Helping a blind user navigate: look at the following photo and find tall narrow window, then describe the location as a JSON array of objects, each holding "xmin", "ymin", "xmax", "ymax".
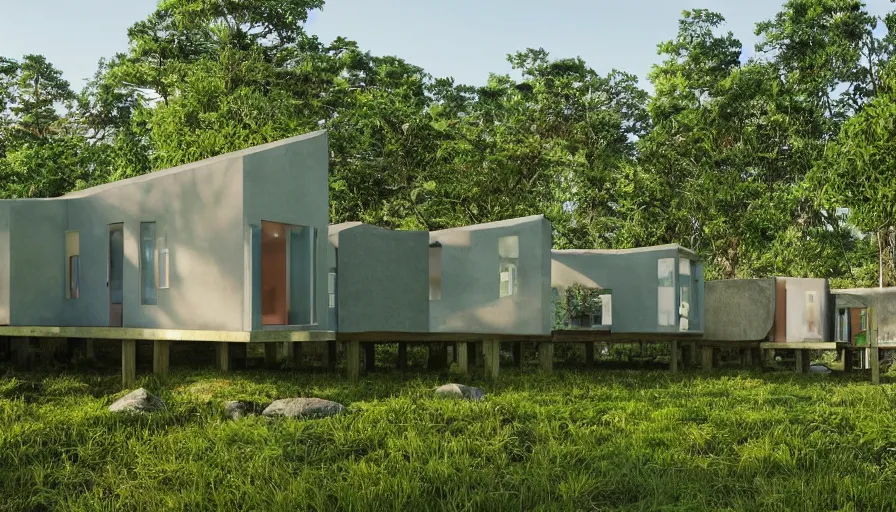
[
  {"xmin": 65, "ymin": 231, "xmax": 80, "ymax": 299},
  {"xmin": 657, "ymin": 258, "xmax": 675, "ymax": 327},
  {"xmin": 156, "ymin": 235, "xmax": 169, "ymax": 289},
  {"xmin": 679, "ymin": 258, "xmax": 691, "ymax": 331},
  {"xmin": 429, "ymin": 244, "xmax": 442, "ymax": 300},
  {"xmin": 499, "ymin": 236, "xmax": 519, "ymax": 298},
  {"xmin": 140, "ymin": 222, "xmax": 157, "ymax": 305},
  {"xmin": 328, "ymin": 269, "xmax": 337, "ymax": 308}
]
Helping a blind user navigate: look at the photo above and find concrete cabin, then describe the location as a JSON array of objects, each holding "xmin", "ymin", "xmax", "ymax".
[
  {"xmin": 833, "ymin": 287, "xmax": 896, "ymax": 346},
  {"xmin": 551, "ymin": 245, "xmax": 704, "ymax": 334},
  {"xmin": 0, "ymin": 131, "xmax": 331, "ymax": 333},
  {"xmin": 704, "ymin": 278, "xmax": 832, "ymax": 342},
  {"xmin": 327, "ymin": 222, "xmax": 429, "ymax": 334},
  {"xmin": 428, "ymin": 215, "xmax": 553, "ymax": 336}
]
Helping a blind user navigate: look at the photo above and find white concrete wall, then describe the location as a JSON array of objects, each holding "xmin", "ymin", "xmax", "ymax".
[{"xmin": 429, "ymin": 216, "xmax": 552, "ymax": 336}]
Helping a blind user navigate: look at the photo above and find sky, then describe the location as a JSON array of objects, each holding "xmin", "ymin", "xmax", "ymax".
[{"xmin": 1, "ymin": 0, "xmax": 893, "ymax": 92}]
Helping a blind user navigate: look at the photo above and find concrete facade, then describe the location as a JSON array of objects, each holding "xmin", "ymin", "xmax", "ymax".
[
  {"xmin": 704, "ymin": 279, "xmax": 776, "ymax": 341},
  {"xmin": 328, "ymin": 223, "xmax": 430, "ymax": 333},
  {"xmin": 0, "ymin": 130, "xmax": 330, "ymax": 331},
  {"xmin": 834, "ymin": 287, "xmax": 896, "ymax": 343},
  {"xmin": 703, "ymin": 277, "xmax": 832, "ymax": 342},
  {"xmin": 551, "ymin": 245, "xmax": 704, "ymax": 334},
  {"xmin": 429, "ymin": 215, "xmax": 553, "ymax": 336}
]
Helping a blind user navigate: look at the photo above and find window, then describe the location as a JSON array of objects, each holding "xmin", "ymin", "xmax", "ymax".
[
  {"xmin": 429, "ymin": 245, "xmax": 442, "ymax": 300},
  {"xmin": 499, "ymin": 236, "xmax": 519, "ymax": 298},
  {"xmin": 157, "ymin": 248, "xmax": 169, "ymax": 289},
  {"xmin": 806, "ymin": 291, "xmax": 818, "ymax": 335},
  {"xmin": 65, "ymin": 231, "xmax": 80, "ymax": 299},
  {"xmin": 328, "ymin": 270, "xmax": 337, "ymax": 308},
  {"xmin": 679, "ymin": 258, "xmax": 691, "ymax": 330},
  {"xmin": 140, "ymin": 222, "xmax": 157, "ymax": 305},
  {"xmin": 657, "ymin": 258, "xmax": 675, "ymax": 327},
  {"xmin": 599, "ymin": 294, "xmax": 613, "ymax": 326}
]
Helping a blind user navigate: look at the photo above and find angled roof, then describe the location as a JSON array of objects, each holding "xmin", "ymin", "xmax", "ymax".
[
  {"xmin": 553, "ymin": 244, "xmax": 698, "ymax": 259},
  {"xmin": 430, "ymin": 214, "xmax": 547, "ymax": 234},
  {"xmin": 64, "ymin": 130, "xmax": 327, "ymax": 199}
]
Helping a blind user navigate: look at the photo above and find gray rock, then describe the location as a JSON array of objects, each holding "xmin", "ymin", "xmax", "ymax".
[
  {"xmin": 262, "ymin": 397, "xmax": 345, "ymax": 419},
  {"xmin": 435, "ymin": 383, "xmax": 486, "ymax": 401},
  {"xmin": 809, "ymin": 364, "xmax": 832, "ymax": 374},
  {"xmin": 108, "ymin": 388, "xmax": 165, "ymax": 413},
  {"xmin": 224, "ymin": 400, "xmax": 265, "ymax": 420}
]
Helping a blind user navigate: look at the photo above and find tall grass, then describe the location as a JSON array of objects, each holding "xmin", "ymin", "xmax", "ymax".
[{"xmin": 2, "ymin": 366, "xmax": 896, "ymax": 511}]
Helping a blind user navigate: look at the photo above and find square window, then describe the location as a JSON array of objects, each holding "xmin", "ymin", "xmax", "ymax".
[{"xmin": 65, "ymin": 231, "xmax": 80, "ymax": 299}]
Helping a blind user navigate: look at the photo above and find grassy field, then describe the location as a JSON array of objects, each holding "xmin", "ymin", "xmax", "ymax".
[{"xmin": 2, "ymin": 365, "xmax": 896, "ymax": 511}]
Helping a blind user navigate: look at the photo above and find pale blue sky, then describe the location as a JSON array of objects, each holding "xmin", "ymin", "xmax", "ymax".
[{"xmin": 1, "ymin": 0, "xmax": 893, "ymax": 92}]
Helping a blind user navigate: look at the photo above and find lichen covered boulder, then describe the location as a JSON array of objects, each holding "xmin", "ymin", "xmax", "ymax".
[
  {"xmin": 435, "ymin": 383, "xmax": 486, "ymax": 401},
  {"xmin": 108, "ymin": 388, "xmax": 166, "ymax": 413},
  {"xmin": 262, "ymin": 398, "xmax": 345, "ymax": 419}
]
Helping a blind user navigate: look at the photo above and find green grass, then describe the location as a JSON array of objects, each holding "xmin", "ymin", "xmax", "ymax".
[{"xmin": 3, "ymin": 366, "xmax": 896, "ymax": 511}]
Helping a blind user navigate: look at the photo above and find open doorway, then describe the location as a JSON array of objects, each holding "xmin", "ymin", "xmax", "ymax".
[{"xmin": 260, "ymin": 221, "xmax": 317, "ymax": 326}]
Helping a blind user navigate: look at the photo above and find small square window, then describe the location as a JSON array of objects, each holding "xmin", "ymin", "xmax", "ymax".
[{"xmin": 328, "ymin": 271, "xmax": 337, "ymax": 308}]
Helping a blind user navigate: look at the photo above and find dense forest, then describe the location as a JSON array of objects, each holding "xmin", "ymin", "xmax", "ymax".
[{"xmin": 1, "ymin": 0, "xmax": 895, "ymax": 287}]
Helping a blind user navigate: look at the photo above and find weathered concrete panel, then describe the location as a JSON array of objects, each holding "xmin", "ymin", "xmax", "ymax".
[
  {"xmin": 0, "ymin": 202, "xmax": 9, "ymax": 325},
  {"xmin": 330, "ymin": 223, "xmax": 429, "ymax": 333},
  {"xmin": 704, "ymin": 279, "xmax": 775, "ymax": 341},
  {"xmin": 430, "ymin": 215, "xmax": 552, "ymax": 336},
  {"xmin": 8, "ymin": 200, "xmax": 67, "ymax": 325}
]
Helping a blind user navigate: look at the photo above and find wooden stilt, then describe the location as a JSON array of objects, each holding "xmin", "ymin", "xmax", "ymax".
[
  {"xmin": 539, "ymin": 341, "xmax": 554, "ymax": 373},
  {"xmin": 152, "ymin": 340, "xmax": 170, "ymax": 377},
  {"xmin": 292, "ymin": 343, "xmax": 303, "ymax": 368},
  {"xmin": 428, "ymin": 342, "xmax": 448, "ymax": 370},
  {"xmin": 843, "ymin": 346, "xmax": 854, "ymax": 373},
  {"xmin": 397, "ymin": 342, "xmax": 408, "ymax": 371},
  {"xmin": 216, "ymin": 343, "xmax": 230, "ymax": 372},
  {"xmin": 585, "ymin": 342, "xmax": 595, "ymax": 367},
  {"xmin": 794, "ymin": 350, "xmax": 809, "ymax": 374},
  {"xmin": 701, "ymin": 345, "xmax": 715, "ymax": 371},
  {"xmin": 456, "ymin": 342, "xmax": 469, "ymax": 374},
  {"xmin": 327, "ymin": 341, "xmax": 338, "ymax": 369},
  {"xmin": 689, "ymin": 342, "xmax": 699, "ymax": 366},
  {"xmin": 364, "ymin": 342, "xmax": 376, "ymax": 372},
  {"xmin": 483, "ymin": 339, "xmax": 501, "ymax": 380},
  {"xmin": 84, "ymin": 339, "xmax": 95, "ymax": 360},
  {"xmin": 264, "ymin": 343, "xmax": 279, "ymax": 366},
  {"xmin": 230, "ymin": 343, "xmax": 247, "ymax": 370},
  {"xmin": 671, "ymin": 340, "xmax": 679, "ymax": 372},
  {"xmin": 346, "ymin": 340, "xmax": 361, "ymax": 383},
  {"xmin": 122, "ymin": 339, "xmax": 136, "ymax": 388}
]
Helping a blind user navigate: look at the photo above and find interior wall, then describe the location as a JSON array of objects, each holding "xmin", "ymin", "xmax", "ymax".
[{"xmin": 261, "ymin": 221, "xmax": 288, "ymax": 325}]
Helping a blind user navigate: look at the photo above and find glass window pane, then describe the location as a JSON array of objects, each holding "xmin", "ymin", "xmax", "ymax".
[
  {"xmin": 70, "ymin": 255, "xmax": 80, "ymax": 299},
  {"xmin": 658, "ymin": 258, "xmax": 675, "ymax": 326},
  {"xmin": 140, "ymin": 222, "xmax": 157, "ymax": 305},
  {"xmin": 158, "ymin": 249, "xmax": 169, "ymax": 289}
]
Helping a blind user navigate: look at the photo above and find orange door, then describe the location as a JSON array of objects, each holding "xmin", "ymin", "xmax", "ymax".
[{"xmin": 261, "ymin": 221, "xmax": 289, "ymax": 325}]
